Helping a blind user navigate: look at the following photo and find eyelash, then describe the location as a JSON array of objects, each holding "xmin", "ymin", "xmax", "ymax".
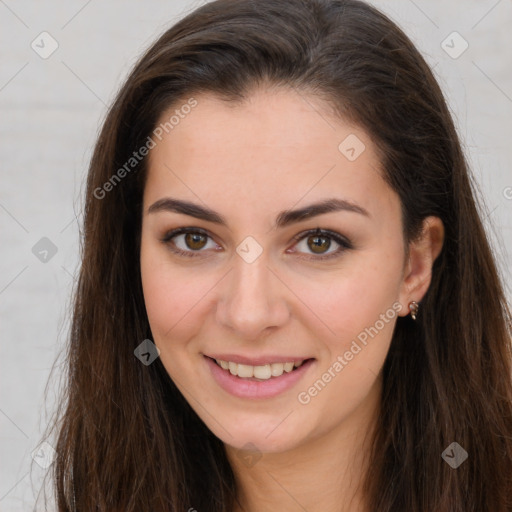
[{"xmin": 161, "ymin": 227, "xmax": 353, "ymax": 261}]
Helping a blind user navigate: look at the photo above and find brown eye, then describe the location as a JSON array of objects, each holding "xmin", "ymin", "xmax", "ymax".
[
  {"xmin": 291, "ymin": 228, "xmax": 353, "ymax": 260},
  {"xmin": 162, "ymin": 228, "xmax": 218, "ymax": 257},
  {"xmin": 184, "ymin": 232, "xmax": 208, "ymax": 250},
  {"xmin": 307, "ymin": 234, "xmax": 331, "ymax": 254}
]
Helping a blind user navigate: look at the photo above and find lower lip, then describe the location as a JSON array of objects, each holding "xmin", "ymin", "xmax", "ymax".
[{"xmin": 204, "ymin": 356, "xmax": 315, "ymax": 399}]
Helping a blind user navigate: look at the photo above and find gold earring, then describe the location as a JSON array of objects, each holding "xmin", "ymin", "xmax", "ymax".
[{"xmin": 409, "ymin": 301, "xmax": 419, "ymax": 320}]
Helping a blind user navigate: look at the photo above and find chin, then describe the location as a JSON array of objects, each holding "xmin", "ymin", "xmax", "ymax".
[{"xmin": 204, "ymin": 410, "xmax": 311, "ymax": 454}]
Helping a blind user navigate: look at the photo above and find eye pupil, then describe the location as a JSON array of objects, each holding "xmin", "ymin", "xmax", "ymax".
[
  {"xmin": 308, "ymin": 235, "xmax": 331, "ymax": 254},
  {"xmin": 185, "ymin": 232, "xmax": 207, "ymax": 250}
]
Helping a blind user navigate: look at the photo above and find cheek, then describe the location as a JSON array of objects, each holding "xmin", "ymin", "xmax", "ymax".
[
  {"xmin": 300, "ymin": 252, "xmax": 402, "ymax": 340},
  {"xmin": 140, "ymin": 259, "xmax": 213, "ymax": 388},
  {"xmin": 296, "ymin": 243, "xmax": 404, "ymax": 397},
  {"xmin": 140, "ymin": 239, "xmax": 211, "ymax": 347}
]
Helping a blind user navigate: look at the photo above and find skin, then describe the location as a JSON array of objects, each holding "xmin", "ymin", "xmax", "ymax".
[{"xmin": 140, "ymin": 86, "xmax": 444, "ymax": 512}]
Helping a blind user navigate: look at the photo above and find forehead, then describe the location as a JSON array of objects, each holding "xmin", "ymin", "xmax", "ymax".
[
  {"xmin": 151, "ymin": 87, "xmax": 363, "ymax": 164},
  {"xmin": 144, "ymin": 87, "xmax": 397, "ymax": 224}
]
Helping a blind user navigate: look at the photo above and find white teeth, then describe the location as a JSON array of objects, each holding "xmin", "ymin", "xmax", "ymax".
[
  {"xmin": 270, "ymin": 363, "xmax": 285, "ymax": 377},
  {"xmin": 253, "ymin": 364, "xmax": 272, "ymax": 379},
  {"xmin": 283, "ymin": 362, "xmax": 294, "ymax": 373},
  {"xmin": 236, "ymin": 364, "xmax": 254, "ymax": 378},
  {"xmin": 215, "ymin": 359, "xmax": 305, "ymax": 379}
]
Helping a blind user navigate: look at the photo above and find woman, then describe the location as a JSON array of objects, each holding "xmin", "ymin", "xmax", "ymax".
[{"xmin": 47, "ymin": 0, "xmax": 512, "ymax": 510}]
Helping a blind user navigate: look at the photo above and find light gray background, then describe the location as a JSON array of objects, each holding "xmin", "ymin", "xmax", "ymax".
[{"xmin": 1, "ymin": 0, "xmax": 511, "ymax": 509}]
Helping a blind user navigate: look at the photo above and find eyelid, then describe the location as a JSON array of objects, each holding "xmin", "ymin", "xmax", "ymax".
[
  {"xmin": 161, "ymin": 226, "xmax": 211, "ymax": 243},
  {"xmin": 161, "ymin": 227, "xmax": 220, "ymax": 258},
  {"xmin": 161, "ymin": 226, "xmax": 353, "ymax": 260},
  {"xmin": 288, "ymin": 228, "xmax": 353, "ymax": 260}
]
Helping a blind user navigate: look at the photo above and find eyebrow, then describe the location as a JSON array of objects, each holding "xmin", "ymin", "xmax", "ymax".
[{"xmin": 147, "ymin": 196, "xmax": 370, "ymax": 228}]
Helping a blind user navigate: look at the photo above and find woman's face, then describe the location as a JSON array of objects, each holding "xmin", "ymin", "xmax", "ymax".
[{"xmin": 140, "ymin": 87, "xmax": 411, "ymax": 453}]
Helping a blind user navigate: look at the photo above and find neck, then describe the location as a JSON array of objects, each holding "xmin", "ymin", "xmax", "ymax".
[{"xmin": 225, "ymin": 376, "xmax": 381, "ymax": 512}]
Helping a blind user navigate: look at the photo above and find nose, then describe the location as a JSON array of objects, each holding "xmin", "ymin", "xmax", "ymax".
[{"xmin": 215, "ymin": 249, "xmax": 291, "ymax": 340}]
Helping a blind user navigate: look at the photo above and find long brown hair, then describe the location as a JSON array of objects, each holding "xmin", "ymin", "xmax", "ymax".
[{"xmin": 45, "ymin": 0, "xmax": 512, "ymax": 510}]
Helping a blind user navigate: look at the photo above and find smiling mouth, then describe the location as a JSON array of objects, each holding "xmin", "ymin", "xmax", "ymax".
[{"xmin": 207, "ymin": 356, "xmax": 313, "ymax": 380}]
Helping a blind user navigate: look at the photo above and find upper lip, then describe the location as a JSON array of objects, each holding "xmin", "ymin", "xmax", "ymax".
[{"xmin": 205, "ymin": 354, "xmax": 313, "ymax": 365}]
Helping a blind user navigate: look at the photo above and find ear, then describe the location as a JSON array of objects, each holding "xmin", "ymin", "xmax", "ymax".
[{"xmin": 397, "ymin": 216, "xmax": 444, "ymax": 317}]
